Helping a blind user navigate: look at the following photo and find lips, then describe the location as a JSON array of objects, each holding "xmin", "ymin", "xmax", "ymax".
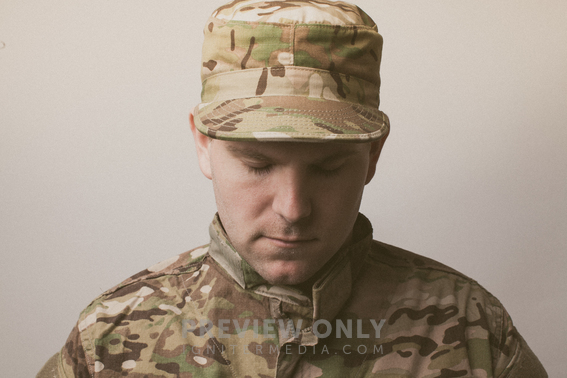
[
  {"xmin": 270, "ymin": 237, "xmax": 312, "ymax": 242},
  {"xmin": 263, "ymin": 236, "xmax": 316, "ymax": 247}
]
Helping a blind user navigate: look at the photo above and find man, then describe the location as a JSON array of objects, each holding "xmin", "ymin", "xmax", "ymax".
[{"xmin": 38, "ymin": 0, "xmax": 547, "ymax": 376}]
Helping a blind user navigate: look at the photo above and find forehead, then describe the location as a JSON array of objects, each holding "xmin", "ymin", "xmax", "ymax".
[{"xmin": 212, "ymin": 140, "xmax": 371, "ymax": 162}]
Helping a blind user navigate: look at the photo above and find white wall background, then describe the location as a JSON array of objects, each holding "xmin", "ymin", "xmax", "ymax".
[{"xmin": 1, "ymin": 0, "xmax": 565, "ymax": 376}]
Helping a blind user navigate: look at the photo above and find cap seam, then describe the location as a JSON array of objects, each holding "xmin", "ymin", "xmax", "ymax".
[
  {"xmin": 213, "ymin": 97, "xmax": 380, "ymax": 116},
  {"xmin": 203, "ymin": 119, "xmax": 380, "ymax": 127},
  {"xmin": 201, "ymin": 97, "xmax": 376, "ymax": 113},
  {"xmin": 215, "ymin": 19, "xmax": 376, "ymax": 31},
  {"xmin": 209, "ymin": 130, "xmax": 384, "ymax": 136},
  {"xmin": 294, "ymin": 24, "xmax": 376, "ymax": 31},
  {"xmin": 290, "ymin": 20, "xmax": 296, "ymax": 66},
  {"xmin": 203, "ymin": 117, "xmax": 380, "ymax": 126},
  {"xmin": 208, "ymin": 130, "xmax": 385, "ymax": 138},
  {"xmin": 204, "ymin": 98, "xmax": 379, "ymax": 117}
]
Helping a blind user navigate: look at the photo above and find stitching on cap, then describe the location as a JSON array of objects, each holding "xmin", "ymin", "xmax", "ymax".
[
  {"xmin": 211, "ymin": 128, "xmax": 387, "ymax": 138},
  {"xmin": 215, "ymin": 19, "xmax": 375, "ymax": 31},
  {"xmin": 203, "ymin": 100, "xmax": 380, "ymax": 123},
  {"xmin": 202, "ymin": 105, "xmax": 381, "ymax": 127},
  {"xmin": 209, "ymin": 101, "xmax": 379, "ymax": 119},
  {"xmin": 218, "ymin": 97, "xmax": 380, "ymax": 116},
  {"xmin": 295, "ymin": 24, "xmax": 375, "ymax": 31},
  {"xmin": 289, "ymin": 23, "xmax": 295, "ymax": 65}
]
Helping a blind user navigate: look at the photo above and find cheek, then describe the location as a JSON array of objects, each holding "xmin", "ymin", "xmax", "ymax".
[
  {"xmin": 323, "ymin": 167, "xmax": 367, "ymax": 199},
  {"xmin": 317, "ymin": 170, "xmax": 367, "ymax": 220},
  {"xmin": 211, "ymin": 168, "xmax": 269, "ymax": 222}
]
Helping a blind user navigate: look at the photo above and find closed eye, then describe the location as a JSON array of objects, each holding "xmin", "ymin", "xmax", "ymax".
[
  {"xmin": 311, "ymin": 164, "xmax": 342, "ymax": 177},
  {"xmin": 248, "ymin": 165, "xmax": 273, "ymax": 176}
]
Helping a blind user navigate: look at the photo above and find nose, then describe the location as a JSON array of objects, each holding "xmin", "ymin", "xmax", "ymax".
[{"xmin": 271, "ymin": 168, "xmax": 312, "ymax": 224}]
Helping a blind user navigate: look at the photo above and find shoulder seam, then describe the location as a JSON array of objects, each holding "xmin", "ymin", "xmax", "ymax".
[
  {"xmin": 98, "ymin": 259, "xmax": 205, "ymax": 299},
  {"xmin": 80, "ymin": 247, "xmax": 210, "ymax": 313},
  {"xmin": 371, "ymin": 240, "xmax": 503, "ymax": 303}
]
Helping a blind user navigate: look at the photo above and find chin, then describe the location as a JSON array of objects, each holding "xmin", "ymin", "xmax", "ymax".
[
  {"xmin": 266, "ymin": 275, "xmax": 305, "ymax": 286},
  {"xmin": 259, "ymin": 262, "xmax": 316, "ymax": 286}
]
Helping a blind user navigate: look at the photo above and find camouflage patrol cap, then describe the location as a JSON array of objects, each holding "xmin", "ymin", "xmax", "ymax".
[{"xmin": 193, "ymin": 0, "xmax": 389, "ymax": 142}]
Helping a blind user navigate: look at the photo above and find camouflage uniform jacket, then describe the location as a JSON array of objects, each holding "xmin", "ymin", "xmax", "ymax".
[{"xmin": 39, "ymin": 214, "xmax": 546, "ymax": 377}]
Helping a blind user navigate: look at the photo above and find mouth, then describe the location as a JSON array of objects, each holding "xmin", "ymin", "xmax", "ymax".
[{"xmin": 263, "ymin": 236, "xmax": 316, "ymax": 248}]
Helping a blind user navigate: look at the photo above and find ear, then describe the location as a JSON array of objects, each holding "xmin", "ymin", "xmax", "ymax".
[
  {"xmin": 189, "ymin": 112, "xmax": 213, "ymax": 180},
  {"xmin": 365, "ymin": 131, "xmax": 388, "ymax": 185}
]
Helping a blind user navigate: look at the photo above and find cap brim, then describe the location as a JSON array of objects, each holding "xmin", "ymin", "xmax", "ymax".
[{"xmin": 193, "ymin": 96, "xmax": 389, "ymax": 142}]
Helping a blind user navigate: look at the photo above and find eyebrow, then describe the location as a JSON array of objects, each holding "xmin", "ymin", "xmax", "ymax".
[
  {"xmin": 226, "ymin": 144, "xmax": 272, "ymax": 162},
  {"xmin": 226, "ymin": 144, "xmax": 360, "ymax": 164},
  {"xmin": 313, "ymin": 150, "xmax": 359, "ymax": 165}
]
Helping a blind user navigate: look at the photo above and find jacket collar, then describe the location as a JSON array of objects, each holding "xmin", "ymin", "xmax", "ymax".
[{"xmin": 207, "ymin": 213, "xmax": 373, "ymax": 324}]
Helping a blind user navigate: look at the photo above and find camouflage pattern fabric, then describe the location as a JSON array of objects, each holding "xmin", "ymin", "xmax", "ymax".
[
  {"xmin": 38, "ymin": 214, "xmax": 547, "ymax": 377},
  {"xmin": 193, "ymin": 0, "xmax": 390, "ymax": 142}
]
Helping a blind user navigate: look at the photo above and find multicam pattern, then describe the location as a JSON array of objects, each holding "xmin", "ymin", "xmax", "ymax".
[
  {"xmin": 211, "ymin": 0, "xmax": 376, "ymax": 26},
  {"xmin": 194, "ymin": 0, "xmax": 389, "ymax": 142},
  {"xmin": 196, "ymin": 95, "xmax": 389, "ymax": 142},
  {"xmin": 38, "ymin": 214, "xmax": 546, "ymax": 377}
]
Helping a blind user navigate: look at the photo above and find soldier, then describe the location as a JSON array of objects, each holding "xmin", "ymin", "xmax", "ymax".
[{"xmin": 38, "ymin": 0, "xmax": 547, "ymax": 377}]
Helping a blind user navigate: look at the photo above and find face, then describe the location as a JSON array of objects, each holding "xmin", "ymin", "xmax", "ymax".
[{"xmin": 191, "ymin": 115, "xmax": 385, "ymax": 286}]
